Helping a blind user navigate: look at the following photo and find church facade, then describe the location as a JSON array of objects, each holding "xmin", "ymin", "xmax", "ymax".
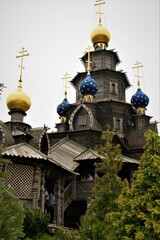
[{"xmin": 0, "ymin": 0, "xmax": 158, "ymax": 228}]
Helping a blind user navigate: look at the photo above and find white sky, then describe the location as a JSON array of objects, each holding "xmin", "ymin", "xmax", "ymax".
[{"xmin": 0, "ymin": 0, "xmax": 159, "ymax": 133}]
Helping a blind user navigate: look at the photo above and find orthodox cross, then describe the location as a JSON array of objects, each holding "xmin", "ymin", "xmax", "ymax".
[
  {"xmin": 132, "ymin": 61, "xmax": 143, "ymax": 88},
  {"xmin": 16, "ymin": 48, "xmax": 29, "ymax": 81},
  {"xmin": 94, "ymin": 0, "xmax": 105, "ymax": 25},
  {"xmin": 85, "ymin": 46, "xmax": 92, "ymax": 75},
  {"xmin": 62, "ymin": 72, "xmax": 71, "ymax": 98}
]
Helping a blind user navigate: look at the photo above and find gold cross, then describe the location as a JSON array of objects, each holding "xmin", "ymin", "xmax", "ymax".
[
  {"xmin": 94, "ymin": 0, "xmax": 105, "ymax": 24},
  {"xmin": 62, "ymin": 72, "xmax": 71, "ymax": 98},
  {"xmin": 16, "ymin": 48, "xmax": 29, "ymax": 81},
  {"xmin": 85, "ymin": 46, "xmax": 92, "ymax": 75},
  {"xmin": 132, "ymin": 61, "xmax": 143, "ymax": 88}
]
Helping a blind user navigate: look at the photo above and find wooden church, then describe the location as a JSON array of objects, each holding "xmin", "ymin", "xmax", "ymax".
[{"xmin": 0, "ymin": 0, "xmax": 158, "ymax": 228}]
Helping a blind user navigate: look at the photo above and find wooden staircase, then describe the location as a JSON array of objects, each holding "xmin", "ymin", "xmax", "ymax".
[{"xmin": 64, "ymin": 180, "xmax": 94, "ymax": 210}]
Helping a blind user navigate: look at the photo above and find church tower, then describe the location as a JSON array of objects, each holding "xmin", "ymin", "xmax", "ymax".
[
  {"xmin": 6, "ymin": 48, "xmax": 32, "ymax": 137},
  {"xmin": 0, "ymin": 0, "xmax": 158, "ymax": 229},
  {"xmin": 131, "ymin": 61, "xmax": 150, "ymax": 131},
  {"xmin": 56, "ymin": 73, "xmax": 71, "ymax": 132},
  {"xmin": 50, "ymin": 0, "xmax": 157, "ymax": 158},
  {"xmin": 6, "ymin": 48, "xmax": 31, "ymax": 122}
]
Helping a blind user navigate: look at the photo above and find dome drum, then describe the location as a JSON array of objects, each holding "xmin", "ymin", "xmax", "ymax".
[
  {"xmin": 83, "ymin": 94, "xmax": 94, "ymax": 102},
  {"xmin": 59, "ymin": 116, "xmax": 67, "ymax": 124},
  {"xmin": 136, "ymin": 108, "xmax": 146, "ymax": 115}
]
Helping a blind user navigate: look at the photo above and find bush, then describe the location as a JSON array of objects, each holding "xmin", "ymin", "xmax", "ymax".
[
  {"xmin": 0, "ymin": 184, "xmax": 25, "ymax": 240},
  {"xmin": 32, "ymin": 233, "xmax": 60, "ymax": 240},
  {"xmin": 0, "ymin": 151, "xmax": 25, "ymax": 240},
  {"xmin": 56, "ymin": 228, "xmax": 81, "ymax": 240},
  {"xmin": 23, "ymin": 207, "xmax": 50, "ymax": 238}
]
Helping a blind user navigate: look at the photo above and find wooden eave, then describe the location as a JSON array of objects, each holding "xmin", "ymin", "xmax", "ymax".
[
  {"xmin": 2, "ymin": 142, "xmax": 47, "ymax": 160},
  {"xmin": 74, "ymin": 147, "xmax": 138, "ymax": 164},
  {"xmin": 49, "ymin": 129, "xmax": 102, "ymax": 140},
  {"xmin": 95, "ymin": 98, "xmax": 135, "ymax": 111},
  {"xmin": 5, "ymin": 120, "xmax": 31, "ymax": 130},
  {"xmin": 48, "ymin": 137, "xmax": 87, "ymax": 171},
  {"xmin": 12, "ymin": 129, "xmax": 28, "ymax": 136},
  {"xmin": 71, "ymin": 69, "xmax": 131, "ymax": 89},
  {"xmin": 122, "ymin": 155, "xmax": 139, "ymax": 164},
  {"xmin": 74, "ymin": 148, "xmax": 100, "ymax": 161},
  {"xmin": 47, "ymin": 157, "xmax": 78, "ymax": 175},
  {"xmin": 81, "ymin": 49, "xmax": 121, "ymax": 66}
]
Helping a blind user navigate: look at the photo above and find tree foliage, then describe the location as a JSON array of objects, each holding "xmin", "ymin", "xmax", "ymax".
[
  {"xmin": 0, "ymin": 83, "xmax": 5, "ymax": 99},
  {"xmin": 23, "ymin": 206, "xmax": 50, "ymax": 239},
  {"xmin": 109, "ymin": 130, "xmax": 160, "ymax": 240},
  {"xmin": 0, "ymin": 149, "xmax": 25, "ymax": 240},
  {"xmin": 80, "ymin": 129, "xmax": 124, "ymax": 240},
  {"xmin": 79, "ymin": 129, "xmax": 160, "ymax": 240}
]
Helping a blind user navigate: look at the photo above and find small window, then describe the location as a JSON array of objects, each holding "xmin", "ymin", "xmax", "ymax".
[
  {"xmin": 78, "ymin": 113, "xmax": 87, "ymax": 126},
  {"xmin": 115, "ymin": 119, "xmax": 120, "ymax": 129},
  {"xmin": 113, "ymin": 117, "xmax": 123, "ymax": 131},
  {"xmin": 110, "ymin": 82, "xmax": 117, "ymax": 94}
]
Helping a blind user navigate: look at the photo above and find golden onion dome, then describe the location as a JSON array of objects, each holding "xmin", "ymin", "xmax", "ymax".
[
  {"xmin": 6, "ymin": 80, "xmax": 31, "ymax": 112},
  {"xmin": 90, "ymin": 23, "xmax": 111, "ymax": 46}
]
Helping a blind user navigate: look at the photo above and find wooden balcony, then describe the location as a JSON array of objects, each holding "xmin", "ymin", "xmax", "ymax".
[{"xmin": 75, "ymin": 180, "xmax": 94, "ymax": 200}]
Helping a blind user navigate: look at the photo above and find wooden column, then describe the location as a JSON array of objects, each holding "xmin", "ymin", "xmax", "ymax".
[
  {"xmin": 32, "ymin": 166, "xmax": 40, "ymax": 209},
  {"xmin": 72, "ymin": 176, "xmax": 76, "ymax": 200},
  {"xmin": 40, "ymin": 168, "xmax": 45, "ymax": 212},
  {"xmin": 129, "ymin": 169, "xmax": 134, "ymax": 187},
  {"xmin": 0, "ymin": 161, "xmax": 4, "ymax": 185},
  {"xmin": 54, "ymin": 179, "xmax": 64, "ymax": 226}
]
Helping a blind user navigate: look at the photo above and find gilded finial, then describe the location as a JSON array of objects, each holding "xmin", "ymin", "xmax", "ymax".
[
  {"xmin": 62, "ymin": 72, "xmax": 71, "ymax": 98},
  {"xmin": 85, "ymin": 46, "xmax": 92, "ymax": 75},
  {"xmin": 132, "ymin": 61, "xmax": 143, "ymax": 88},
  {"xmin": 94, "ymin": 0, "xmax": 105, "ymax": 26},
  {"xmin": 16, "ymin": 48, "xmax": 29, "ymax": 81}
]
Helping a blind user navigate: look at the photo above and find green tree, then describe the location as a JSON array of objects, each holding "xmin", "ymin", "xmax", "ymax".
[
  {"xmin": 110, "ymin": 130, "xmax": 160, "ymax": 240},
  {"xmin": 80, "ymin": 129, "xmax": 124, "ymax": 240},
  {"xmin": 23, "ymin": 206, "xmax": 50, "ymax": 239},
  {"xmin": 0, "ymin": 149, "xmax": 25, "ymax": 240},
  {"xmin": 0, "ymin": 83, "xmax": 5, "ymax": 99}
]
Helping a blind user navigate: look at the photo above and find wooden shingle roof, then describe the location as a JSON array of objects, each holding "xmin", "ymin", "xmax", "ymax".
[
  {"xmin": 74, "ymin": 148, "xmax": 100, "ymax": 161},
  {"xmin": 2, "ymin": 142, "xmax": 47, "ymax": 160},
  {"xmin": 48, "ymin": 138, "xmax": 87, "ymax": 171}
]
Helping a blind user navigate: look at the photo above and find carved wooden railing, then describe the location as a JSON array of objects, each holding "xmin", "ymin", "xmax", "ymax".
[
  {"xmin": 64, "ymin": 181, "xmax": 75, "ymax": 211},
  {"xmin": 64, "ymin": 180, "xmax": 94, "ymax": 210},
  {"xmin": 20, "ymin": 197, "xmax": 33, "ymax": 206}
]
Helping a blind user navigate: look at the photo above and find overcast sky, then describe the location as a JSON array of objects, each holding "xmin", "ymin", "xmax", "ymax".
[{"xmin": 0, "ymin": 0, "xmax": 159, "ymax": 133}]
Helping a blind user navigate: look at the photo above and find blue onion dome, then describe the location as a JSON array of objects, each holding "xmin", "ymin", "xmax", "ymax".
[
  {"xmin": 57, "ymin": 98, "xmax": 70, "ymax": 116},
  {"xmin": 131, "ymin": 88, "xmax": 149, "ymax": 111},
  {"xmin": 79, "ymin": 74, "xmax": 99, "ymax": 99}
]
